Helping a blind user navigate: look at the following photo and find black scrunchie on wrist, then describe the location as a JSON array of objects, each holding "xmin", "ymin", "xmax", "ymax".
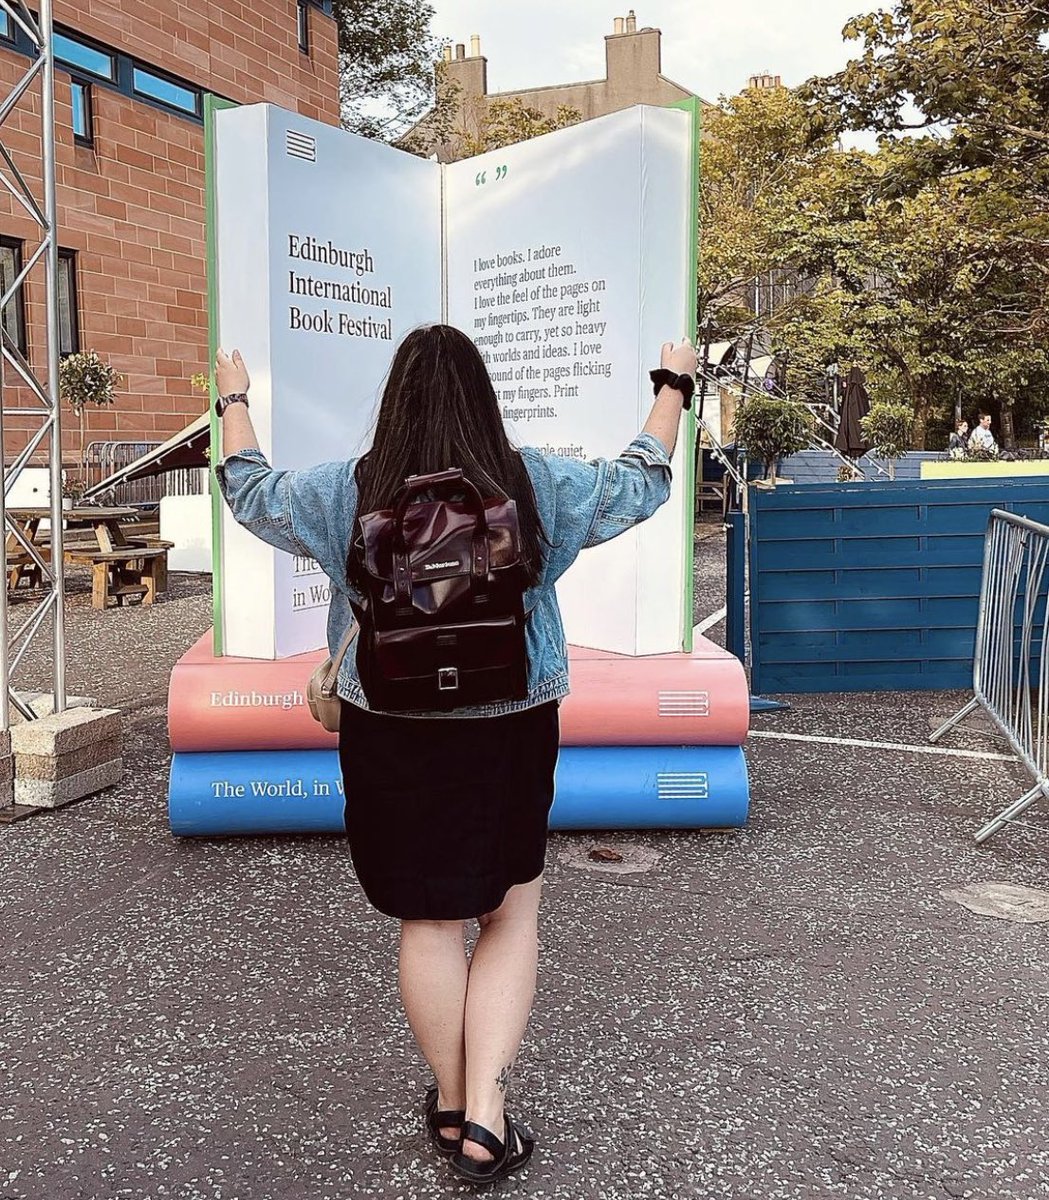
[{"xmin": 649, "ymin": 368, "xmax": 695, "ymax": 411}]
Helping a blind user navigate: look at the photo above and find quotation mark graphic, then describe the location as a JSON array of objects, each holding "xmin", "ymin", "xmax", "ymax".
[{"xmin": 475, "ymin": 166, "xmax": 510, "ymax": 186}]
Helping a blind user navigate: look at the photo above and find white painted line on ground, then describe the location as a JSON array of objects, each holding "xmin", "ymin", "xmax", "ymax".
[
  {"xmin": 748, "ymin": 730, "xmax": 1018, "ymax": 763},
  {"xmin": 695, "ymin": 607, "xmax": 726, "ymax": 635}
]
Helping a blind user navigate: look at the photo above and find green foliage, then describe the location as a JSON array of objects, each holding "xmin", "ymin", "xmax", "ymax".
[
  {"xmin": 458, "ymin": 97, "xmax": 581, "ymax": 157},
  {"xmin": 961, "ymin": 443, "xmax": 1001, "ymax": 463},
  {"xmin": 332, "ymin": 0, "xmax": 439, "ymax": 141},
  {"xmin": 733, "ymin": 395, "xmax": 812, "ymax": 477},
  {"xmin": 698, "ymin": 86, "xmax": 840, "ymax": 331},
  {"xmin": 59, "ymin": 350, "xmax": 121, "ymax": 412},
  {"xmin": 861, "ymin": 402, "xmax": 913, "ymax": 462},
  {"xmin": 404, "ymin": 79, "xmax": 581, "ymax": 161},
  {"xmin": 699, "ymin": 65, "xmax": 1049, "ymax": 448},
  {"xmin": 798, "ymin": 0, "xmax": 1049, "ymax": 444},
  {"xmin": 190, "ymin": 372, "xmax": 209, "ymax": 395},
  {"xmin": 804, "ymin": 0, "xmax": 1049, "ymax": 209}
]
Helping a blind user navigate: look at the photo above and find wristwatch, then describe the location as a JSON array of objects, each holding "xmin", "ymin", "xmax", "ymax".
[
  {"xmin": 216, "ymin": 391, "xmax": 249, "ymax": 416},
  {"xmin": 649, "ymin": 369, "xmax": 695, "ymax": 411}
]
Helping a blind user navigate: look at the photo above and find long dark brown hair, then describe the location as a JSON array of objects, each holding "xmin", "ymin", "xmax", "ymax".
[{"xmin": 350, "ymin": 324, "xmax": 547, "ymax": 586}]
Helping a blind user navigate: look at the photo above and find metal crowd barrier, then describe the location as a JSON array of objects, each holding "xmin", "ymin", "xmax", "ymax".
[
  {"xmin": 84, "ymin": 440, "xmax": 206, "ymax": 507},
  {"xmin": 931, "ymin": 509, "xmax": 1049, "ymax": 842}
]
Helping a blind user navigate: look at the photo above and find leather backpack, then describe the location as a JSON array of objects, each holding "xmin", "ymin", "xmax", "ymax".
[{"xmin": 351, "ymin": 468, "xmax": 529, "ymax": 713}]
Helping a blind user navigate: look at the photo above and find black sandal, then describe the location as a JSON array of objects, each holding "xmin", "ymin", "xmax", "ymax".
[
  {"xmin": 450, "ymin": 1114, "xmax": 535, "ymax": 1184},
  {"xmin": 424, "ymin": 1085, "xmax": 465, "ymax": 1156}
]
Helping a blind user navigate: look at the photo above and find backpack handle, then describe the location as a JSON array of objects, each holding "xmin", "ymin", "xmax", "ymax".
[{"xmin": 391, "ymin": 469, "xmax": 491, "ymax": 605}]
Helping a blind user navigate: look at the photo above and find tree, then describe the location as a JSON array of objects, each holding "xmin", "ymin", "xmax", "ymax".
[
  {"xmin": 401, "ymin": 77, "xmax": 580, "ymax": 161},
  {"xmin": 333, "ymin": 0, "xmax": 440, "ymax": 141},
  {"xmin": 457, "ymin": 97, "xmax": 581, "ymax": 159},
  {"xmin": 861, "ymin": 401, "xmax": 914, "ymax": 480},
  {"xmin": 700, "ymin": 77, "xmax": 1049, "ymax": 447},
  {"xmin": 805, "ymin": 0, "xmax": 1049, "ymax": 201},
  {"xmin": 698, "ymin": 86, "xmax": 840, "ymax": 330},
  {"xmin": 59, "ymin": 350, "xmax": 122, "ymax": 484},
  {"xmin": 803, "ymin": 1, "xmax": 1049, "ymax": 315},
  {"xmin": 733, "ymin": 395, "xmax": 812, "ymax": 485}
]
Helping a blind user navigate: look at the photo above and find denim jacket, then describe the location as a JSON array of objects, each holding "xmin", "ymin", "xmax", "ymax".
[{"xmin": 217, "ymin": 432, "xmax": 672, "ymax": 717}]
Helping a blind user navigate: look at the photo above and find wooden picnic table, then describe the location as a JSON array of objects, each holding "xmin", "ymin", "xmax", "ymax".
[{"xmin": 6, "ymin": 505, "xmax": 172, "ymax": 608}]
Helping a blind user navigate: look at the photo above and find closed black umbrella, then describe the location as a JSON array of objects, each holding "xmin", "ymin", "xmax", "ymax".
[{"xmin": 834, "ymin": 366, "xmax": 871, "ymax": 458}]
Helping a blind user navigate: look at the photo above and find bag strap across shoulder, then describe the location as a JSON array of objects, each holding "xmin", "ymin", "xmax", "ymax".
[{"xmin": 319, "ymin": 619, "xmax": 359, "ymax": 699}]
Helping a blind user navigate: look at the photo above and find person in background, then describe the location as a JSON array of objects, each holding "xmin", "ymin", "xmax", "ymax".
[
  {"xmin": 949, "ymin": 418, "xmax": 969, "ymax": 452},
  {"xmin": 969, "ymin": 412, "xmax": 998, "ymax": 454},
  {"xmin": 214, "ymin": 325, "xmax": 697, "ymax": 1185}
]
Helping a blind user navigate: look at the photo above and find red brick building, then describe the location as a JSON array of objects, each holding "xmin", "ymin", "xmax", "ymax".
[{"xmin": 0, "ymin": 0, "xmax": 340, "ymax": 463}]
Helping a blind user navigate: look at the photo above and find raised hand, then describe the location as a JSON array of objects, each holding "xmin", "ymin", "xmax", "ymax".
[{"xmin": 216, "ymin": 347, "xmax": 250, "ymax": 397}]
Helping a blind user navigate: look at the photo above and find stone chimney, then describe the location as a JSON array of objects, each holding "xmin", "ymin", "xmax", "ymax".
[
  {"xmin": 440, "ymin": 32, "xmax": 488, "ymax": 98},
  {"xmin": 747, "ymin": 72, "xmax": 783, "ymax": 91},
  {"xmin": 606, "ymin": 13, "xmax": 662, "ymax": 96}
]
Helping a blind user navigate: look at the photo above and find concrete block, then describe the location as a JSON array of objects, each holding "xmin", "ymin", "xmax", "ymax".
[
  {"xmin": 16, "ymin": 736, "xmax": 122, "ymax": 782},
  {"xmin": 9, "ymin": 695, "xmax": 97, "ymax": 724},
  {"xmin": 15, "ymin": 757, "xmax": 122, "ymax": 809},
  {"xmin": 10, "ymin": 707, "xmax": 120, "ymax": 758}
]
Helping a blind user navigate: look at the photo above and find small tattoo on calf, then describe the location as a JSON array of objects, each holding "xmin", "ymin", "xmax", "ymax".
[{"xmin": 495, "ymin": 1062, "xmax": 514, "ymax": 1093}]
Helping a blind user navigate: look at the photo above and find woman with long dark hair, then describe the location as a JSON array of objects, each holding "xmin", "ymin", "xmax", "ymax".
[{"xmin": 216, "ymin": 324, "xmax": 696, "ymax": 1184}]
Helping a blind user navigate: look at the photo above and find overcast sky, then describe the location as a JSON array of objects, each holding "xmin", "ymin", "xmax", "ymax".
[{"xmin": 427, "ymin": 0, "xmax": 873, "ymax": 103}]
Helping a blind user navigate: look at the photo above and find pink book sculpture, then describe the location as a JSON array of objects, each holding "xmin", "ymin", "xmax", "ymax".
[{"xmin": 168, "ymin": 630, "xmax": 749, "ymax": 752}]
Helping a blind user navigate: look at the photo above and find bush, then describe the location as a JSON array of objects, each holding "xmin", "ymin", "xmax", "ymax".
[
  {"xmin": 59, "ymin": 350, "xmax": 121, "ymax": 413},
  {"xmin": 733, "ymin": 395, "xmax": 812, "ymax": 483},
  {"xmin": 861, "ymin": 402, "xmax": 913, "ymax": 480}
]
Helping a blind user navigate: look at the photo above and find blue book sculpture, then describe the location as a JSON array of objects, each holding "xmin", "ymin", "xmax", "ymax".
[{"xmin": 169, "ymin": 746, "xmax": 749, "ymax": 837}]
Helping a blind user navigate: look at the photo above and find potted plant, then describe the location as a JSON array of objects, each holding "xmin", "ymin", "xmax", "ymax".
[
  {"xmin": 61, "ymin": 477, "xmax": 86, "ymax": 511},
  {"xmin": 860, "ymin": 402, "xmax": 913, "ymax": 481},
  {"xmin": 733, "ymin": 395, "xmax": 812, "ymax": 487},
  {"xmin": 58, "ymin": 350, "xmax": 123, "ymax": 486}
]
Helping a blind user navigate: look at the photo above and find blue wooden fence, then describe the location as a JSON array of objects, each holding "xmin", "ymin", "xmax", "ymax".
[
  {"xmin": 777, "ymin": 449, "xmax": 944, "ymax": 483},
  {"xmin": 749, "ymin": 477, "xmax": 1049, "ymax": 693}
]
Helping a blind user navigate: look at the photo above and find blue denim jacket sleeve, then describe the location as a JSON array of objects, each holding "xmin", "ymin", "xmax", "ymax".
[
  {"xmin": 215, "ymin": 447, "xmax": 359, "ymax": 587},
  {"xmin": 522, "ymin": 432, "xmax": 673, "ymax": 587}
]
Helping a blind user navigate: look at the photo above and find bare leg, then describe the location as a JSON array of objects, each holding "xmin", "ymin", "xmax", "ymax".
[
  {"xmin": 461, "ymin": 876, "xmax": 543, "ymax": 1162},
  {"xmin": 399, "ymin": 919, "xmax": 468, "ymax": 1137}
]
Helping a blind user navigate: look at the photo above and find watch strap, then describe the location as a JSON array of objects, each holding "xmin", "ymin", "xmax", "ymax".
[{"xmin": 217, "ymin": 392, "xmax": 249, "ymax": 415}]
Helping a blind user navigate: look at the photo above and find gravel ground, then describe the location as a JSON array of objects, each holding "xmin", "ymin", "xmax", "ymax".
[{"xmin": 1, "ymin": 545, "xmax": 1047, "ymax": 1200}]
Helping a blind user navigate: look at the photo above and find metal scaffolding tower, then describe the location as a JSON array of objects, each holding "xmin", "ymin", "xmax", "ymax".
[{"xmin": 0, "ymin": 0, "xmax": 66, "ymax": 727}]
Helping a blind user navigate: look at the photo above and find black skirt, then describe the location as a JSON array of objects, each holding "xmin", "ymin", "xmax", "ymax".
[{"xmin": 339, "ymin": 699, "xmax": 560, "ymax": 920}]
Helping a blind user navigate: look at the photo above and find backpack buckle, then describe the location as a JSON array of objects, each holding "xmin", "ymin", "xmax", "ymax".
[{"xmin": 437, "ymin": 667, "xmax": 459, "ymax": 692}]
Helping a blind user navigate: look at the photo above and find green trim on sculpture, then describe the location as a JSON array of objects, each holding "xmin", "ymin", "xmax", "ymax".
[
  {"xmin": 670, "ymin": 96, "xmax": 701, "ymax": 653},
  {"xmin": 204, "ymin": 93, "xmax": 238, "ymax": 656}
]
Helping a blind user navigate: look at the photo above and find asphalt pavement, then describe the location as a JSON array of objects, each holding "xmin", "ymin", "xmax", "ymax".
[{"xmin": 1, "ymin": 537, "xmax": 1047, "ymax": 1200}]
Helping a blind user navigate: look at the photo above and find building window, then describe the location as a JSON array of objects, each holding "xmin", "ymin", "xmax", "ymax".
[
  {"xmin": 58, "ymin": 250, "xmax": 80, "ymax": 356},
  {"xmin": 0, "ymin": 11, "xmax": 12, "ymax": 41},
  {"xmin": 297, "ymin": 1, "xmax": 310, "ymax": 53},
  {"xmin": 132, "ymin": 66, "xmax": 200, "ymax": 116},
  {"xmin": 0, "ymin": 237, "xmax": 28, "ymax": 357},
  {"xmin": 54, "ymin": 31, "xmax": 116, "ymax": 81},
  {"xmin": 71, "ymin": 80, "xmax": 93, "ymax": 146}
]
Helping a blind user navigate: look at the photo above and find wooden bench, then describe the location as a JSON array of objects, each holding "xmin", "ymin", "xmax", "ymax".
[
  {"xmin": 65, "ymin": 547, "xmax": 169, "ymax": 609},
  {"xmin": 6, "ymin": 548, "xmax": 47, "ymax": 591}
]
